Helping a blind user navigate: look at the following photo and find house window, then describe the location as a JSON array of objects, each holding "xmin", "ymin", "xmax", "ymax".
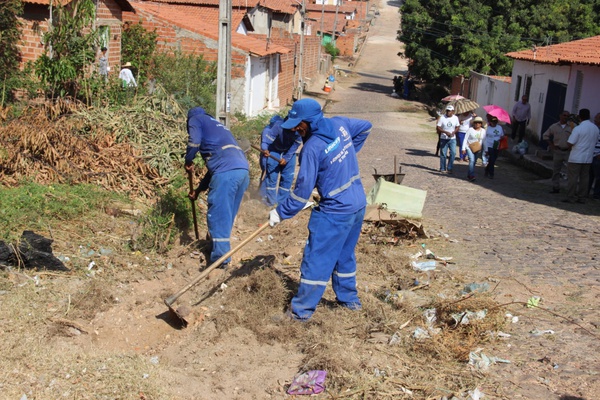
[
  {"xmin": 525, "ymin": 75, "xmax": 532, "ymax": 98},
  {"xmin": 514, "ymin": 75, "xmax": 522, "ymax": 101},
  {"xmin": 99, "ymin": 26, "xmax": 110, "ymax": 49},
  {"xmin": 572, "ymin": 70, "xmax": 583, "ymax": 113}
]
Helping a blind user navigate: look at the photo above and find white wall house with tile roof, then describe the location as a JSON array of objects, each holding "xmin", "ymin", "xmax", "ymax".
[{"xmin": 469, "ymin": 36, "xmax": 600, "ymax": 142}]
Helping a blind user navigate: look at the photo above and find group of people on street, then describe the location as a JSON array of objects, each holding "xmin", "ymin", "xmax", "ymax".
[
  {"xmin": 436, "ymin": 96, "xmax": 600, "ymax": 200},
  {"xmin": 436, "ymin": 104, "xmax": 505, "ymax": 180},
  {"xmin": 184, "ymin": 99, "xmax": 372, "ymax": 322},
  {"xmin": 391, "ymin": 73, "xmax": 412, "ymax": 99},
  {"xmin": 544, "ymin": 108, "xmax": 600, "ymax": 203}
]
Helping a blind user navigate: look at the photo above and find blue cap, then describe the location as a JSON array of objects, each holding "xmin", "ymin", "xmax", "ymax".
[{"xmin": 281, "ymin": 99, "xmax": 322, "ymax": 129}]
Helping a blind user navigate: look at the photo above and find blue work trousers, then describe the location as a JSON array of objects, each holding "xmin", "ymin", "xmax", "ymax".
[
  {"xmin": 207, "ymin": 169, "xmax": 249, "ymax": 264},
  {"xmin": 260, "ymin": 153, "xmax": 296, "ymax": 206},
  {"xmin": 290, "ymin": 207, "xmax": 366, "ymax": 320}
]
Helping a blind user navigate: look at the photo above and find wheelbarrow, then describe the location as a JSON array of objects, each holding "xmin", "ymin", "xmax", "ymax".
[{"xmin": 372, "ymin": 156, "xmax": 405, "ymax": 184}]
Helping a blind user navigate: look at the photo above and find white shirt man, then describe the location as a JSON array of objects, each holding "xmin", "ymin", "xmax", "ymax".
[
  {"xmin": 119, "ymin": 62, "xmax": 137, "ymax": 87},
  {"xmin": 436, "ymin": 105, "xmax": 460, "ymax": 173},
  {"xmin": 564, "ymin": 109, "xmax": 599, "ymax": 203}
]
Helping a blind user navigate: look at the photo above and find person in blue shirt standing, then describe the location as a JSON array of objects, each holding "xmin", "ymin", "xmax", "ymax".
[
  {"xmin": 268, "ymin": 99, "xmax": 372, "ymax": 321},
  {"xmin": 259, "ymin": 115, "xmax": 302, "ymax": 206},
  {"xmin": 184, "ymin": 107, "xmax": 249, "ymax": 267}
]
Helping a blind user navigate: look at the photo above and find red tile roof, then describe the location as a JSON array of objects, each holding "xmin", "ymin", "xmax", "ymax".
[
  {"xmin": 131, "ymin": 1, "xmax": 289, "ymax": 56},
  {"xmin": 506, "ymin": 35, "xmax": 600, "ymax": 66},
  {"xmin": 22, "ymin": 0, "xmax": 73, "ymax": 4},
  {"xmin": 306, "ymin": 11, "xmax": 346, "ymax": 33},
  {"xmin": 257, "ymin": 0, "xmax": 298, "ymax": 14},
  {"xmin": 138, "ymin": 0, "xmax": 257, "ymax": 7},
  {"xmin": 23, "ymin": 0, "xmax": 133, "ymax": 11},
  {"xmin": 489, "ymin": 76, "xmax": 512, "ymax": 83},
  {"xmin": 305, "ymin": 3, "xmax": 356, "ymax": 14}
]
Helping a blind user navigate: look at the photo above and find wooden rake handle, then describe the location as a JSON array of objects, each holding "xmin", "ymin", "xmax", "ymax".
[
  {"xmin": 164, "ymin": 222, "xmax": 270, "ymax": 307},
  {"xmin": 251, "ymin": 144, "xmax": 282, "ymax": 163}
]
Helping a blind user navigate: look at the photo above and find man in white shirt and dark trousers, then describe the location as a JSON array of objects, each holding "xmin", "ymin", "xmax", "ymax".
[
  {"xmin": 563, "ymin": 109, "xmax": 600, "ymax": 204},
  {"xmin": 436, "ymin": 105, "xmax": 460, "ymax": 173},
  {"xmin": 511, "ymin": 95, "xmax": 531, "ymax": 143}
]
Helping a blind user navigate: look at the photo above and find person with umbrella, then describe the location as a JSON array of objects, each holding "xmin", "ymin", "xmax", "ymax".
[
  {"xmin": 457, "ymin": 110, "xmax": 476, "ymax": 162},
  {"xmin": 436, "ymin": 104, "xmax": 460, "ymax": 173},
  {"xmin": 483, "ymin": 114, "xmax": 505, "ymax": 179}
]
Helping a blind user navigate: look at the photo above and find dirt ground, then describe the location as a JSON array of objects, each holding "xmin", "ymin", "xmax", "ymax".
[{"xmin": 2, "ymin": 1, "xmax": 599, "ymax": 399}]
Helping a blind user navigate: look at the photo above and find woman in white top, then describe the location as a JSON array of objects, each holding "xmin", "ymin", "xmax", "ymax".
[
  {"xmin": 483, "ymin": 115, "xmax": 505, "ymax": 179},
  {"xmin": 461, "ymin": 116, "xmax": 486, "ymax": 181},
  {"xmin": 457, "ymin": 111, "xmax": 475, "ymax": 162}
]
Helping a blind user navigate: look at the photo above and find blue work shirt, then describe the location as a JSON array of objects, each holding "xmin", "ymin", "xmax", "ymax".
[
  {"xmin": 184, "ymin": 107, "xmax": 248, "ymax": 174},
  {"xmin": 261, "ymin": 118, "xmax": 302, "ymax": 163},
  {"xmin": 277, "ymin": 116, "xmax": 372, "ymax": 219}
]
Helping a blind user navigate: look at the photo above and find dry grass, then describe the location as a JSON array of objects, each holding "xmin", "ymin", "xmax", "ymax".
[
  {"xmin": 208, "ymin": 255, "xmax": 507, "ymax": 399},
  {"xmin": 0, "ymin": 272, "xmax": 166, "ymax": 399}
]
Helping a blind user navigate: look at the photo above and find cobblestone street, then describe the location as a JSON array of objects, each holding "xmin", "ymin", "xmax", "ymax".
[{"xmin": 321, "ymin": 1, "xmax": 600, "ymax": 398}]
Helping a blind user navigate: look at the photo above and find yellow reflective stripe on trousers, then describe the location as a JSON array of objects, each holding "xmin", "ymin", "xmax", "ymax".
[{"xmin": 328, "ymin": 174, "xmax": 360, "ymax": 197}]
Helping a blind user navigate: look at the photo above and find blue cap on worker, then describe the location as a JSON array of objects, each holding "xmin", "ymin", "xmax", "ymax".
[{"xmin": 281, "ymin": 99, "xmax": 323, "ymax": 129}]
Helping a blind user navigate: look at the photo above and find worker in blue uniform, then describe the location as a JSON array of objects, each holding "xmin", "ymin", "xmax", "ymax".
[
  {"xmin": 184, "ymin": 106, "xmax": 249, "ymax": 267},
  {"xmin": 259, "ymin": 115, "xmax": 302, "ymax": 206},
  {"xmin": 268, "ymin": 99, "xmax": 372, "ymax": 320}
]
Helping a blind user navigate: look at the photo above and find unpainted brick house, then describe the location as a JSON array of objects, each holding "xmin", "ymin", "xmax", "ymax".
[
  {"xmin": 126, "ymin": 0, "xmax": 292, "ymax": 116},
  {"xmin": 17, "ymin": 0, "xmax": 133, "ymax": 72}
]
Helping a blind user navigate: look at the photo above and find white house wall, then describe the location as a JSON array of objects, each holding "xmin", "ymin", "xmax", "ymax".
[
  {"xmin": 244, "ymin": 54, "xmax": 281, "ymax": 116},
  {"xmin": 565, "ymin": 64, "xmax": 600, "ymax": 115},
  {"xmin": 468, "ymin": 71, "xmax": 511, "ymax": 120},
  {"xmin": 249, "ymin": 8, "xmax": 270, "ymax": 34},
  {"xmin": 509, "ymin": 60, "xmax": 570, "ymax": 135}
]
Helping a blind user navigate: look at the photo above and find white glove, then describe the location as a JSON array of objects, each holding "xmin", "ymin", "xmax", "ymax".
[{"xmin": 269, "ymin": 209, "xmax": 281, "ymax": 227}]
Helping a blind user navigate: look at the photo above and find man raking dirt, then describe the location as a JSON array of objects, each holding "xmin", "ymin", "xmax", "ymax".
[{"xmin": 268, "ymin": 99, "xmax": 372, "ymax": 321}]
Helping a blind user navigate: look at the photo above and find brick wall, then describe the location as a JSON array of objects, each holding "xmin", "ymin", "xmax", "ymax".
[
  {"xmin": 269, "ymin": 28, "xmax": 322, "ymax": 105},
  {"xmin": 96, "ymin": 0, "xmax": 124, "ymax": 71},
  {"xmin": 122, "ymin": 10, "xmax": 247, "ymax": 79},
  {"xmin": 18, "ymin": 1, "xmax": 125, "ymax": 71},
  {"xmin": 17, "ymin": 4, "xmax": 50, "ymax": 66},
  {"xmin": 336, "ymin": 32, "xmax": 356, "ymax": 56}
]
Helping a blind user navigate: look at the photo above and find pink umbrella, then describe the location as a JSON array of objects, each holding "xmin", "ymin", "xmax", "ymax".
[
  {"xmin": 483, "ymin": 105, "xmax": 511, "ymax": 124},
  {"xmin": 441, "ymin": 94, "xmax": 465, "ymax": 102}
]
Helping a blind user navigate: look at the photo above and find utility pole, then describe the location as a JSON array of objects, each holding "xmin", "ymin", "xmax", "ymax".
[
  {"xmin": 317, "ymin": 0, "xmax": 325, "ymax": 74},
  {"xmin": 216, "ymin": 0, "xmax": 232, "ymax": 127},
  {"xmin": 297, "ymin": 0, "xmax": 306, "ymax": 100},
  {"xmin": 332, "ymin": 0, "xmax": 339, "ymax": 47}
]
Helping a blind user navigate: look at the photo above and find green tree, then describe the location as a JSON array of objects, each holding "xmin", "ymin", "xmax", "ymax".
[
  {"xmin": 34, "ymin": 0, "xmax": 98, "ymax": 98},
  {"xmin": 121, "ymin": 21, "xmax": 158, "ymax": 85},
  {"xmin": 399, "ymin": 0, "xmax": 600, "ymax": 82},
  {"xmin": 150, "ymin": 51, "xmax": 217, "ymax": 112},
  {"xmin": 324, "ymin": 42, "xmax": 340, "ymax": 60},
  {"xmin": 0, "ymin": 0, "xmax": 23, "ymax": 105}
]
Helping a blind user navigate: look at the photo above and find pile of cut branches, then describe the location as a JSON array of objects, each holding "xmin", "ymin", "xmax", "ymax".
[{"xmin": 0, "ymin": 88, "xmax": 189, "ymax": 197}]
